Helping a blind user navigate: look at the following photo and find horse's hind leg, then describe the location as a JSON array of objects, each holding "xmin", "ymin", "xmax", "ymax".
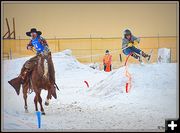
[{"xmin": 23, "ymin": 82, "xmax": 28, "ymax": 113}]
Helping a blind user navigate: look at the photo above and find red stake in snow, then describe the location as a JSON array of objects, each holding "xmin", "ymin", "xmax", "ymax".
[
  {"xmin": 84, "ymin": 80, "xmax": 89, "ymax": 88},
  {"xmin": 126, "ymin": 83, "xmax": 129, "ymax": 93},
  {"xmin": 124, "ymin": 52, "xmax": 133, "ymax": 93}
]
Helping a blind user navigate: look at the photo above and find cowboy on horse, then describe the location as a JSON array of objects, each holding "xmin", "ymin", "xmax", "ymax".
[{"xmin": 8, "ymin": 28, "xmax": 56, "ymax": 96}]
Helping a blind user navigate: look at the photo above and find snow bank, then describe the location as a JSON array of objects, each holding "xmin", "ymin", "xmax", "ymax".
[
  {"xmin": 88, "ymin": 67, "xmax": 127, "ymax": 97},
  {"xmin": 2, "ymin": 49, "xmax": 177, "ymax": 131},
  {"xmin": 88, "ymin": 63, "xmax": 100, "ymax": 70},
  {"xmin": 89, "ymin": 63, "xmax": 176, "ymax": 98}
]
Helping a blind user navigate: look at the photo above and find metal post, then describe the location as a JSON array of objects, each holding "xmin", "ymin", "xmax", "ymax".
[
  {"xmin": 90, "ymin": 34, "xmax": 92, "ymax": 63},
  {"xmin": 119, "ymin": 53, "xmax": 122, "ymax": 62},
  {"xmin": 9, "ymin": 48, "xmax": 12, "ymax": 59},
  {"xmin": 158, "ymin": 33, "xmax": 159, "ymax": 49},
  {"xmin": 58, "ymin": 39, "xmax": 60, "ymax": 52},
  {"xmin": 54, "ymin": 36, "xmax": 56, "ymax": 53},
  {"xmin": 170, "ymin": 48, "xmax": 172, "ymax": 63},
  {"xmin": 18, "ymin": 36, "xmax": 21, "ymax": 54}
]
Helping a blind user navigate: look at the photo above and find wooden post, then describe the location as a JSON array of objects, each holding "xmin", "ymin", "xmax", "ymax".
[
  {"xmin": 13, "ymin": 18, "xmax": 15, "ymax": 39},
  {"xmin": 3, "ymin": 18, "xmax": 11, "ymax": 39},
  {"xmin": 119, "ymin": 53, "xmax": 122, "ymax": 62},
  {"xmin": 158, "ymin": 33, "xmax": 159, "ymax": 49},
  {"xmin": 3, "ymin": 18, "xmax": 16, "ymax": 39},
  {"xmin": 6, "ymin": 18, "xmax": 11, "ymax": 39}
]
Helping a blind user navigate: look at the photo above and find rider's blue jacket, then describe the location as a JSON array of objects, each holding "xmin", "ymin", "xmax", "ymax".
[
  {"xmin": 27, "ymin": 35, "xmax": 49, "ymax": 54},
  {"xmin": 31, "ymin": 36, "xmax": 45, "ymax": 53}
]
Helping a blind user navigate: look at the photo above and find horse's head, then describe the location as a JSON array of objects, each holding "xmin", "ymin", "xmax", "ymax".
[{"xmin": 50, "ymin": 83, "xmax": 57, "ymax": 99}]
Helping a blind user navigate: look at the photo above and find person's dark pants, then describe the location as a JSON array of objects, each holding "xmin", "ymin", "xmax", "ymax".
[{"xmin": 104, "ymin": 64, "xmax": 112, "ymax": 71}]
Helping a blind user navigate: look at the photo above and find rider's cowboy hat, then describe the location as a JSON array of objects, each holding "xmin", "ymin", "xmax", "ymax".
[{"xmin": 26, "ymin": 28, "xmax": 42, "ymax": 36}]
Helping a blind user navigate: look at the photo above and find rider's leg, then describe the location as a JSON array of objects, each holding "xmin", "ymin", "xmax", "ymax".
[
  {"xmin": 18, "ymin": 56, "xmax": 37, "ymax": 84},
  {"xmin": 123, "ymin": 47, "xmax": 132, "ymax": 56},
  {"xmin": 131, "ymin": 52, "xmax": 142, "ymax": 62},
  {"xmin": 18, "ymin": 65, "xmax": 30, "ymax": 84},
  {"xmin": 123, "ymin": 47, "xmax": 139, "ymax": 59},
  {"xmin": 123, "ymin": 47, "xmax": 142, "ymax": 62},
  {"xmin": 130, "ymin": 46, "xmax": 150, "ymax": 58},
  {"xmin": 141, "ymin": 51, "xmax": 149, "ymax": 58},
  {"xmin": 130, "ymin": 46, "xmax": 141, "ymax": 55}
]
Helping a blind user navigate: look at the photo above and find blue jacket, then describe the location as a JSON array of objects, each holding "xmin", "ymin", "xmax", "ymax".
[
  {"xmin": 31, "ymin": 36, "xmax": 45, "ymax": 53},
  {"xmin": 27, "ymin": 35, "xmax": 49, "ymax": 54}
]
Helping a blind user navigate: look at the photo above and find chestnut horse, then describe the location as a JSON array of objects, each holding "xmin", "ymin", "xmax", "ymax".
[{"xmin": 22, "ymin": 54, "xmax": 59, "ymax": 115}]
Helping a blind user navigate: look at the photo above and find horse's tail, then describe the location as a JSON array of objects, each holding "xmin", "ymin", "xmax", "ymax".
[{"xmin": 54, "ymin": 82, "xmax": 60, "ymax": 91}]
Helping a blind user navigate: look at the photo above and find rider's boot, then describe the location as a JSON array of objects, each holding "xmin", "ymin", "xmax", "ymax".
[
  {"xmin": 140, "ymin": 51, "xmax": 152, "ymax": 62},
  {"xmin": 131, "ymin": 52, "xmax": 142, "ymax": 63},
  {"xmin": 141, "ymin": 51, "xmax": 150, "ymax": 59}
]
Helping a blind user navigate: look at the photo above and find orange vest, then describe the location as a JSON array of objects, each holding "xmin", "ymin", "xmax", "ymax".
[{"xmin": 103, "ymin": 54, "xmax": 112, "ymax": 65}]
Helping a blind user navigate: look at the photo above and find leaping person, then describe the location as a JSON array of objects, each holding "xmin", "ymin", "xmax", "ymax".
[{"xmin": 122, "ymin": 29, "xmax": 152, "ymax": 63}]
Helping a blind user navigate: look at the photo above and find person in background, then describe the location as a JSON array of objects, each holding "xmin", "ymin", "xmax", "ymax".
[
  {"xmin": 122, "ymin": 29, "xmax": 151, "ymax": 63},
  {"xmin": 103, "ymin": 50, "xmax": 112, "ymax": 72}
]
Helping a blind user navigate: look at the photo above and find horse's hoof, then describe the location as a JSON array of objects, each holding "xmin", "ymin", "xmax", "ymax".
[
  {"xmin": 42, "ymin": 112, "xmax": 46, "ymax": 115},
  {"xmin": 25, "ymin": 109, "xmax": 29, "ymax": 113},
  {"xmin": 45, "ymin": 102, "xmax": 49, "ymax": 106}
]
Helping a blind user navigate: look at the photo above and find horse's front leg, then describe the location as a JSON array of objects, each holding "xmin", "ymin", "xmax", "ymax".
[
  {"xmin": 34, "ymin": 94, "xmax": 38, "ymax": 112},
  {"xmin": 37, "ymin": 92, "xmax": 45, "ymax": 115},
  {"xmin": 45, "ymin": 89, "xmax": 52, "ymax": 106},
  {"xmin": 22, "ymin": 81, "xmax": 29, "ymax": 113}
]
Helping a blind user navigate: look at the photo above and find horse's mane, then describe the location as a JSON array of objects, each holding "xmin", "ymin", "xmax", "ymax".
[{"xmin": 47, "ymin": 56, "xmax": 55, "ymax": 83}]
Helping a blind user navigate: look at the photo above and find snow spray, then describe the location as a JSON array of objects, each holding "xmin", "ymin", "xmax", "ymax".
[
  {"xmin": 84, "ymin": 80, "xmax": 89, "ymax": 88},
  {"xmin": 36, "ymin": 111, "xmax": 41, "ymax": 128}
]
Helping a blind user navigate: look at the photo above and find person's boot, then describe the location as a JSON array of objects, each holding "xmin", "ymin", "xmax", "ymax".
[
  {"xmin": 141, "ymin": 51, "xmax": 150, "ymax": 58},
  {"xmin": 141, "ymin": 51, "xmax": 151, "ymax": 61},
  {"xmin": 131, "ymin": 53, "xmax": 142, "ymax": 63},
  {"xmin": 8, "ymin": 70, "xmax": 29, "ymax": 95}
]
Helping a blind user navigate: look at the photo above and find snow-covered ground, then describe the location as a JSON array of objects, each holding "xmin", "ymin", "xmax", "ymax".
[{"xmin": 2, "ymin": 50, "xmax": 177, "ymax": 131}]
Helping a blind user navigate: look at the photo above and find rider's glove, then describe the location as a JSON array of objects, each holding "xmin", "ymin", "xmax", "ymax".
[
  {"xmin": 127, "ymin": 42, "xmax": 133, "ymax": 47},
  {"xmin": 27, "ymin": 46, "xmax": 33, "ymax": 50},
  {"xmin": 133, "ymin": 40, "xmax": 139, "ymax": 46}
]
